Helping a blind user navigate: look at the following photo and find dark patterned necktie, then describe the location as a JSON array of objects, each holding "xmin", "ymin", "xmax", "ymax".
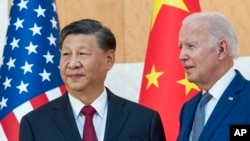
[
  {"xmin": 81, "ymin": 106, "xmax": 98, "ymax": 141},
  {"xmin": 192, "ymin": 93, "xmax": 212, "ymax": 141}
]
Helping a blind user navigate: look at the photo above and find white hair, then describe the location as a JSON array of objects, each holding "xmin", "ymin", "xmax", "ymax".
[{"xmin": 182, "ymin": 12, "xmax": 239, "ymax": 58}]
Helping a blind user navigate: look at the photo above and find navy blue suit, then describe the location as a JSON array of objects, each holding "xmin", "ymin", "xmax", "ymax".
[
  {"xmin": 19, "ymin": 88, "xmax": 166, "ymax": 141},
  {"xmin": 177, "ymin": 70, "xmax": 250, "ymax": 141}
]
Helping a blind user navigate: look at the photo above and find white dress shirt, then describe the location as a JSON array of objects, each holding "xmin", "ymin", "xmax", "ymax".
[
  {"xmin": 205, "ymin": 67, "xmax": 235, "ymax": 124},
  {"xmin": 68, "ymin": 88, "xmax": 108, "ymax": 141},
  {"xmin": 190, "ymin": 67, "xmax": 236, "ymax": 140}
]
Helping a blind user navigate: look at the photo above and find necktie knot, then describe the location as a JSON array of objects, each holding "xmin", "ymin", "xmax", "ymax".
[
  {"xmin": 81, "ymin": 106, "xmax": 96, "ymax": 116},
  {"xmin": 200, "ymin": 92, "xmax": 212, "ymax": 106}
]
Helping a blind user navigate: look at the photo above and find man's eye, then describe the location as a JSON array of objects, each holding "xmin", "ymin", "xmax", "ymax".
[
  {"xmin": 62, "ymin": 53, "xmax": 70, "ymax": 56},
  {"xmin": 80, "ymin": 52, "xmax": 90, "ymax": 55},
  {"xmin": 188, "ymin": 44, "xmax": 195, "ymax": 48}
]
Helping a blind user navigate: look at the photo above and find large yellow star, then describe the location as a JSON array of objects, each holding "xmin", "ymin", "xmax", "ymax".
[
  {"xmin": 177, "ymin": 73, "xmax": 200, "ymax": 95},
  {"xmin": 146, "ymin": 64, "xmax": 164, "ymax": 89},
  {"xmin": 151, "ymin": 0, "xmax": 189, "ymax": 29}
]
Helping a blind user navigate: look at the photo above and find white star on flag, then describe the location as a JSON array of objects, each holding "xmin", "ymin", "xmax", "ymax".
[
  {"xmin": 47, "ymin": 33, "xmax": 57, "ymax": 46},
  {"xmin": 20, "ymin": 61, "xmax": 33, "ymax": 74},
  {"xmin": 0, "ymin": 97, "xmax": 8, "ymax": 110},
  {"xmin": 39, "ymin": 69, "xmax": 51, "ymax": 82},
  {"xmin": 29, "ymin": 23, "xmax": 42, "ymax": 36},
  {"xmin": 6, "ymin": 57, "xmax": 16, "ymax": 70},
  {"xmin": 13, "ymin": 18, "xmax": 24, "ymax": 30},
  {"xmin": 17, "ymin": 0, "xmax": 28, "ymax": 11},
  {"xmin": 3, "ymin": 77, "xmax": 12, "ymax": 90},
  {"xmin": 50, "ymin": 17, "xmax": 58, "ymax": 29},
  {"xmin": 43, "ymin": 51, "xmax": 54, "ymax": 64},
  {"xmin": 10, "ymin": 37, "xmax": 20, "ymax": 50},
  {"xmin": 34, "ymin": 5, "xmax": 46, "ymax": 17},
  {"xmin": 25, "ymin": 42, "xmax": 38, "ymax": 55},
  {"xmin": 16, "ymin": 81, "xmax": 29, "ymax": 94}
]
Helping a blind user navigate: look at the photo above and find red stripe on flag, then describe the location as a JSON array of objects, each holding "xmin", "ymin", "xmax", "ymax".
[
  {"xmin": 31, "ymin": 85, "xmax": 66, "ymax": 109},
  {"xmin": 1, "ymin": 112, "xmax": 19, "ymax": 141},
  {"xmin": 30, "ymin": 93, "xmax": 49, "ymax": 109},
  {"xmin": 60, "ymin": 85, "xmax": 67, "ymax": 94}
]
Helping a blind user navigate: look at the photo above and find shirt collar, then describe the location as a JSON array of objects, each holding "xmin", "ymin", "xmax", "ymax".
[
  {"xmin": 68, "ymin": 88, "xmax": 108, "ymax": 119},
  {"xmin": 91, "ymin": 88, "xmax": 108, "ymax": 118},
  {"xmin": 205, "ymin": 67, "xmax": 236, "ymax": 100}
]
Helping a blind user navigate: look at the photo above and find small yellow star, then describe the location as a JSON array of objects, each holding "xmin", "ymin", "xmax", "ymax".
[
  {"xmin": 177, "ymin": 73, "xmax": 200, "ymax": 95},
  {"xmin": 146, "ymin": 64, "xmax": 164, "ymax": 89},
  {"xmin": 151, "ymin": 0, "xmax": 189, "ymax": 28}
]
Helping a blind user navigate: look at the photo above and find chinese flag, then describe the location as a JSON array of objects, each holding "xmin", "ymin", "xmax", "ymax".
[{"xmin": 139, "ymin": 0, "xmax": 200, "ymax": 140}]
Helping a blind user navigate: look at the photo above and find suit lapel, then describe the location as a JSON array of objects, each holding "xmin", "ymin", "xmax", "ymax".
[
  {"xmin": 200, "ymin": 71, "xmax": 244, "ymax": 140},
  {"xmin": 187, "ymin": 93, "xmax": 202, "ymax": 130},
  {"xmin": 52, "ymin": 94, "xmax": 82, "ymax": 141},
  {"xmin": 104, "ymin": 89, "xmax": 130, "ymax": 141},
  {"xmin": 180, "ymin": 92, "xmax": 202, "ymax": 141}
]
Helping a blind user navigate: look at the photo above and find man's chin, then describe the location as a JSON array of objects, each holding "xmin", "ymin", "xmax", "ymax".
[{"xmin": 186, "ymin": 74, "xmax": 196, "ymax": 83}]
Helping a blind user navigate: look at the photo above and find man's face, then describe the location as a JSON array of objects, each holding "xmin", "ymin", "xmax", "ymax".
[
  {"xmin": 178, "ymin": 24, "xmax": 220, "ymax": 86},
  {"xmin": 60, "ymin": 34, "xmax": 114, "ymax": 95}
]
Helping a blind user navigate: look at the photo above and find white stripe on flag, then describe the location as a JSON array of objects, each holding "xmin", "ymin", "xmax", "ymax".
[
  {"xmin": 13, "ymin": 101, "xmax": 33, "ymax": 123},
  {"xmin": 46, "ymin": 87, "xmax": 63, "ymax": 101},
  {"xmin": 0, "ymin": 123, "xmax": 8, "ymax": 141}
]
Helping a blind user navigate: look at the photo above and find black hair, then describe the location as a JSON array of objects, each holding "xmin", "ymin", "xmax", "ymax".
[{"xmin": 58, "ymin": 19, "xmax": 116, "ymax": 51}]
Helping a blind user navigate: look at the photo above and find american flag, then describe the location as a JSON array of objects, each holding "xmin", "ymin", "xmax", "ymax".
[{"xmin": 0, "ymin": 0, "xmax": 66, "ymax": 141}]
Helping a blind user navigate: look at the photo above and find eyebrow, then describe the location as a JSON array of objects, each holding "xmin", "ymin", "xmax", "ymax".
[
  {"xmin": 178, "ymin": 41, "xmax": 199, "ymax": 48},
  {"xmin": 182, "ymin": 41, "xmax": 199, "ymax": 45},
  {"xmin": 62, "ymin": 45, "xmax": 89, "ymax": 49},
  {"xmin": 187, "ymin": 41, "xmax": 199, "ymax": 45}
]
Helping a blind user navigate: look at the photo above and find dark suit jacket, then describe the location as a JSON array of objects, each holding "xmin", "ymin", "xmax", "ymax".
[
  {"xmin": 19, "ymin": 88, "xmax": 166, "ymax": 141},
  {"xmin": 177, "ymin": 70, "xmax": 250, "ymax": 141}
]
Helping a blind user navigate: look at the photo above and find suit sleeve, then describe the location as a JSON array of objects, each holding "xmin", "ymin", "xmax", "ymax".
[
  {"xmin": 150, "ymin": 111, "xmax": 166, "ymax": 141},
  {"xmin": 19, "ymin": 115, "xmax": 35, "ymax": 141}
]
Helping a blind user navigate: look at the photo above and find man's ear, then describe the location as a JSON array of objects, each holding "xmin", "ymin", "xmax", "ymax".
[
  {"xmin": 106, "ymin": 49, "xmax": 115, "ymax": 70},
  {"xmin": 218, "ymin": 39, "xmax": 229, "ymax": 61}
]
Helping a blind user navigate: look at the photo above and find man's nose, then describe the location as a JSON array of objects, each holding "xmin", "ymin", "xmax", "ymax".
[
  {"xmin": 178, "ymin": 47, "xmax": 189, "ymax": 61},
  {"xmin": 68, "ymin": 56, "xmax": 81, "ymax": 68}
]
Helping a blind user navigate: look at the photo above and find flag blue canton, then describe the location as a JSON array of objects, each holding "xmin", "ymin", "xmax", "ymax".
[{"xmin": 0, "ymin": 0, "xmax": 63, "ymax": 120}]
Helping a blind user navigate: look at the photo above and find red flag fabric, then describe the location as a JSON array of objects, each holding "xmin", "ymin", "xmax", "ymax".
[
  {"xmin": 0, "ymin": 0, "xmax": 66, "ymax": 141},
  {"xmin": 139, "ymin": 0, "xmax": 201, "ymax": 140}
]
